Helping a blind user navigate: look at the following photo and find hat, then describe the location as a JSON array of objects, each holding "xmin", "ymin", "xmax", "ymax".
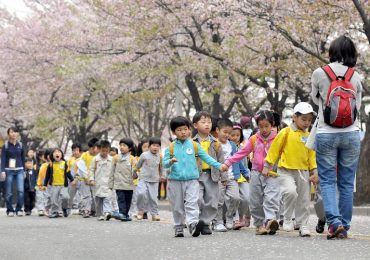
[
  {"xmin": 240, "ymin": 116, "xmax": 251, "ymax": 128},
  {"xmin": 293, "ymin": 102, "xmax": 317, "ymax": 116}
]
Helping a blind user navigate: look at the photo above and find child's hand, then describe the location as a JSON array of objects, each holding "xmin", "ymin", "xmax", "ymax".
[
  {"xmin": 309, "ymin": 174, "xmax": 319, "ymax": 184},
  {"xmin": 262, "ymin": 167, "xmax": 269, "ymax": 177},
  {"xmin": 89, "ymin": 180, "xmax": 96, "ymax": 186},
  {"xmin": 0, "ymin": 172, "xmax": 6, "ymax": 181},
  {"xmin": 169, "ymin": 158, "xmax": 177, "ymax": 165},
  {"xmin": 220, "ymin": 164, "xmax": 229, "ymax": 172},
  {"xmin": 71, "ymin": 179, "xmax": 78, "ymax": 187}
]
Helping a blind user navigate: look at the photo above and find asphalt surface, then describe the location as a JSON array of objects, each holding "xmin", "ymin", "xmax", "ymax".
[{"xmin": 1, "ymin": 208, "xmax": 370, "ymax": 260}]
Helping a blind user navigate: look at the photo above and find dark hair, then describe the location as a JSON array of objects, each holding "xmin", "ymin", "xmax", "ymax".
[
  {"xmin": 137, "ymin": 139, "xmax": 149, "ymax": 157},
  {"xmin": 110, "ymin": 147, "xmax": 118, "ymax": 154},
  {"xmin": 25, "ymin": 157, "xmax": 33, "ymax": 163},
  {"xmin": 217, "ymin": 118, "xmax": 233, "ymax": 129},
  {"xmin": 44, "ymin": 148, "xmax": 52, "ymax": 161},
  {"xmin": 99, "ymin": 140, "xmax": 111, "ymax": 149},
  {"xmin": 211, "ymin": 117, "xmax": 219, "ymax": 132},
  {"xmin": 192, "ymin": 111, "xmax": 212, "ymax": 124},
  {"xmin": 254, "ymin": 110, "xmax": 275, "ymax": 126},
  {"xmin": 50, "ymin": 148, "xmax": 65, "ymax": 162},
  {"xmin": 71, "ymin": 142, "xmax": 82, "ymax": 151},
  {"xmin": 149, "ymin": 137, "xmax": 161, "ymax": 147},
  {"xmin": 329, "ymin": 35, "xmax": 358, "ymax": 67},
  {"xmin": 272, "ymin": 112, "xmax": 281, "ymax": 127},
  {"xmin": 119, "ymin": 138, "xmax": 135, "ymax": 151},
  {"xmin": 232, "ymin": 123, "xmax": 244, "ymax": 143},
  {"xmin": 7, "ymin": 127, "xmax": 18, "ymax": 135},
  {"xmin": 87, "ymin": 137, "xmax": 99, "ymax": 148},
  {"xmin": 36, "ymin": 149, "xmax": 45, "ymax": 163},
  {"xmin": 170, "ymin": 116, "xmax": 192, "ymax": 132}
]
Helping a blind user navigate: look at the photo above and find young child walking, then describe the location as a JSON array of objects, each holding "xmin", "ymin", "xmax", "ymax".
[
  {"xmin": 263, "ymin": 102, "xmax": 317, "ymax": 237},
  {"xmin": 213, "ymin": 118, "xmax": 248, "ymax": 232},
  {"xmin": 36, "ymin": 149, "xmax": 51, "ymax": 216},
  {"xmin": 89, "ymin": 140, "xmax": 113, "ymax": 221},
  {"xmin": 221, "ymin": 110, "xmax": 280, "ymax": 235},
  {"xmin": 192, "ymin": 111, "xmax": 226, "ymax": 235},
  {"xmin": 163, "ymin": 116, "xmax": 224, "ymax": 238},
  {"xmin": 24, "ymin": 158, "xmax": 37, "ymax": 215},
  {"xmin": 43, "ymin": 148, "xmax": 74, "ymax": 218},
  {"xmin": 109, "ymin": 138, "xmax": 137, "ymax": 221},
  {"xmin": 134, "ymin": 137, "xmax": 163, "ymax": 221}
]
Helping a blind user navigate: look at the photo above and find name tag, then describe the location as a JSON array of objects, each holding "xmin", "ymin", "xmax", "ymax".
[
  {"xmin": 59, "ymin": 164, "xmax": 65, "ymax": 169},
  {"xmin": 9, "ymin": 159, "xmax": 16, "ymax": 168},
  {"xmin": 186, "ymin": 148, "xmax": 193, "ymax": 155}
]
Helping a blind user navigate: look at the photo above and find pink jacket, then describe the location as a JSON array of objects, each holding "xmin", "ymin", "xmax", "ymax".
[{"xmin": 225, "ymin": 131, "xmax": 277, "ymax": 172}]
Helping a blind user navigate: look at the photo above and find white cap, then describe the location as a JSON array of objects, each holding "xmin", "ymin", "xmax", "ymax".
[{"xmin": 293, "ymin": 102, "xmax": 317, "ymax": 116}]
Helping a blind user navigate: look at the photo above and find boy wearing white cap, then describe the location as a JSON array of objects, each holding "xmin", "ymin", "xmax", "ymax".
[{"xmin": 262, "ymin": 102, "xmax": 317, "ymax": 237}]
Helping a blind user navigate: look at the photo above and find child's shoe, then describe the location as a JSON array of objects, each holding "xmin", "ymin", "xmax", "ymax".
[
  {"xmin": 189, "ymin": 221, "xmax": 203, "ymax": 237},
  {"xmin": 136, "ymin": 212, "xmax": 144, "ymax": 220},
  {"xmin": 255, "ymin": 226, "xmax": 268, "ymax": 235},
  {"xmin": 299, "ymin": 225, "xmax": 311, "ymax": 237},
  {"xmin": 62, "ymin": 209, "xmax": 69, "ymax": 218},
  {"xmin": 38, "ymin": 210, "xmax": 45, "ymax": 216},
  {"xmin": 104, "ymin": 212, "xmax": 111, "ymax": 221},
  {"xmin": 225, "ymin": 220, "xmax": 233, "ymax": 230},
  {"xmin": 174, "ymin": 227, "xmax": 184, "ymax": 237},
  {"xmin": 25, "ymin": 211, "xmax": 31, "ymax": 216},
  {"xmin": 283, "ymin": 219, "xmax": 294, "ymax": 232},
  {"xmin": 111, "ymin": 211, "xmax": 120, "ymax": 220},
  {"xmin": 143, "ymin": 212, "xmax": 148, "ymax": 219},
  {"xmin": 48, "ymin": 212, "xmax": 59, "ymax": 218},
  {"xmin": 213, "ymin": 223, "xmax": 227, "ymax": 232},
  {"xmin": 7, "ymin": 212, "xmax": 14, "ymax": 217},
  {"xmin": 201, "ymin": 224, "xmax": 212, "ymax": 235},
  {"xmin": 315, "ymin": 219, "xmax": 326, "ymax": 234},
  {"xmin": 97, "ymin": 216, "xmax": 105, "ymax": 221},
  {"xmin": 233, "ymin": 220, "xmax": 243, "ymax": 230},
  {"xmin": 58, "ymin": 211, "xmax": 63, "ymax": 217},
  {"xmin": 82, "ymin": 210, "xmax": 90, "ymax": 218},
  {"xmin": 16, "ymin": 211, "xmax": 24, "ymax": 217},
  {"xmin": 244, "ymin": 216, "xmax": 251, "ymax": 227},
  {"xmin": 152, "ymin": 215, "xmax": 160, "ymax": 221},
  {"xmin": 327, "ymin": 224, "xmax": 345, "ymax": 240},
  {"xmin": 265, "ymin": 219, "xmax": 279, "ymax": 235}
]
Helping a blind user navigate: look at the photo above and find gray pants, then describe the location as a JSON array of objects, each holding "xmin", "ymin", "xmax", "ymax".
[
  {"xmin": 35, "ymin": 189, "xmax": 49, "ymax": 211},
  {"xmin": 238, "ymin": 181, "xmax": 251, "ymax": 217},
  {"xmin": 278, "ymin": 168, "xmax": 310, "ymax": 226},
  {"xmin": 79, "ymin": 182, "xmax": 93, "ymax": 212},
  {"xmin": 136, "ymin": 180, "xmax": 159, "ymax": 216},
  {"xmin": 168, "ymin": 180, "xmax": 199, "ymax": 228},
  {"xmin": 249, "ymin": 170, "xmax": 280, "ymax": 227},
  {"xmin": 68, "ymin": 185, "xmax": 82, "ymax": 209},
  {"xmin": 314, "ymin": 184, "xmax": 325, "ymax": 221},
  {"xmin": 49, "ymin": 186, "xmax": 69, "ymax": 214},
  {"xmin": 216, "ymin": 179, "xmax": 240, "ymax": 224},
  {"xmin": 111, "ymin": 190, "xmax": 119, "ymax": 212},
  {"xmin": 95, "ymin": 196, "xmax": 112, "ymax": 217},
  {"xmin": 198, "ymin": 171, "xmax": 220, "ymax": 225}
]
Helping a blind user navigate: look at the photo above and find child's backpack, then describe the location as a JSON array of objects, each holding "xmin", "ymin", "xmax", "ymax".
[{"xmin": 322, "ymin": 65, "xmax": 357, "ymax": 128}]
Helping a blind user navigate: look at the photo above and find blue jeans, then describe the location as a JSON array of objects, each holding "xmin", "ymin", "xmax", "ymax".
[
  {"xmin": 316, "ymin": 131, "xmax": 360, "ymax": 230},
  {"xmin": 5, "ymin": 169, "xmax": 25, "ymax": 213}
]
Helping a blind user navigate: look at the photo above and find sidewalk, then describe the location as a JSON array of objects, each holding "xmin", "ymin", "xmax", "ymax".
[{"xmin": 158, "ymin": 200, "xmax": 370, "ymax": 216}]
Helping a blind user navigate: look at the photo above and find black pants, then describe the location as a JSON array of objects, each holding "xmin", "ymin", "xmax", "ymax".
[
  {"xmin": 116, "ymin": 190, "xmax": 133, "ymax": 217},
  {"xmin": 24, "ymin": 191, "xmax": 35, "ymax": 213}
]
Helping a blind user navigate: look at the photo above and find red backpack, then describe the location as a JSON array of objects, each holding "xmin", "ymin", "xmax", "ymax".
[{"xmin": 322, "ymin": 65, "xmax": 357, "ymax": 128}]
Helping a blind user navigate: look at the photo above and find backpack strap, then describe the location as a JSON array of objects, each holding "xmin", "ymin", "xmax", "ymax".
[
  {"xmin": 344, "ymin": 67, "xmax": 355, "ymax": 82},
  {"xmin": 169, "ymin": 142, "xmax": 175, "ymax": 159},
  {"xmin": 214, "ymin": 140, "xmax": 221, "ymax": 154},
  {"xmin": 192, "ymin": 141, "xmax": 200, "ymax": 166},
  {"xmin": 322, "ymin": 65, "xmax": 337, "ymax": 81}
]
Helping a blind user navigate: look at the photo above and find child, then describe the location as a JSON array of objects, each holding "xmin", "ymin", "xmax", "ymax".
[
  {"xmin": 43, "ymin": 148, "xmax": 74, "ymax": 218},
  {"xmin": 109, "ymin": 147, "xmax": 119, "ymax": 157},
  {"xmin": 263, "ymin": 102, "xmax": 317, "ymax": 237},
  {"xmin": 89, "ymin": 140, "xmax": 113, "ymax": 221},
  {"xmin": 213, "ymin": 118, "xmax": 247, "ymax": 232},
  {"xmin": 109, "ymin": 138, "xmax": 137, "ymax": 221},
  {"xmin": 192, "ymin": 111, "xmax": 226, "ymax": 235},
  {"xmin": 24, "ymin": 158, "xmax": 37, "ymax": 215},
  {"xmin": 229, "ymin": 123, "xmax": 251, "ymax": 229},
  {"xmin": 135, "ymin": 137, "xmax": 163, "ymax": 221},
  {"xmin": 163, "ymin": 116, "xmax": 224, "ymax": 238},
  {"xmin": 68, "ymin": 142, "xmax": 82, "ymax": 215},
  {"xmin": 36, "ymin": 149, "xmax": 51, "ymax": 216},
  {"xmin": 221, "ymin": 110, "xmax": 280, "ymax": 235}
]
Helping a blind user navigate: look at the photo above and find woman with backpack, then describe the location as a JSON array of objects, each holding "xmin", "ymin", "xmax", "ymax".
[{"xmin": 311, "ymin": 35, "xmax": 363, "ymax": 239}]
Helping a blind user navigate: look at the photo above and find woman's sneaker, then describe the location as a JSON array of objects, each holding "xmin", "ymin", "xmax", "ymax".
[
  {"xmin": 316, "ymin": 219, "xmax": 326, "ymax": 234},
  {"xmin": 327, "ymin": 224, "xmax": 345, "ymax": 240}
]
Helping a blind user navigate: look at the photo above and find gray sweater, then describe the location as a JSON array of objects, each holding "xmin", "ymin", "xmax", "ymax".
[
  {"xmin": 135, "ymin": 151, "xmax": 162, "ymax": 182},
  {"xmin": 311, "ymin": 62, "xmax": 362, "ymax": 133}
]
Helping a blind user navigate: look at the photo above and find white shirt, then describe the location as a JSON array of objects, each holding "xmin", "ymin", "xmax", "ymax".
[{"xmin": 221, "ymin": 141, "xmax": 234, "ymax": 180}]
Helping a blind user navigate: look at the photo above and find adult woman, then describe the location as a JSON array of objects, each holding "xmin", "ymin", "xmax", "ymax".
[
  {"xmin": 0, "ymin": 127, "xmax": 25, "ymax": 216},
  {"xmin": 311, "ymin": 35, "xmax": 362, "ymax": 239}
]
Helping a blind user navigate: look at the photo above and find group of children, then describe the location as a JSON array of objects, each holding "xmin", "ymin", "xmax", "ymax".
[{"xmin": 8, "ymin": 101, "xmax": 324, "ymax": 239}]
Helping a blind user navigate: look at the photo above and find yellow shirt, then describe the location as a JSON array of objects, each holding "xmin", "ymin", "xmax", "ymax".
[
  {"xmin": 68, "ymin": 157, "xmax": 76, "ymax": 173},
  {"xmin": 37, "ymin": 162, "xmax": 49, "ymax": 186},
  {"xmin": 80, "ymin": 152, "xmax": 95, "ymax": 174},
  {"xmin": 265, "ymin": 126, "xmax": 317, "ymax": 171},
  {"xmin": 200, "ymin": 140, "xmax": 211, "ymax": 170},
  {"xmin": 52, "ymin": 161, "xmax": 66, "ymax": 186}
]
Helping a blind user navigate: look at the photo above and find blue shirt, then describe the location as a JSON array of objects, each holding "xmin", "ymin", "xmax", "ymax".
[
  {"xmin": 163, "ymin": 138, "xmax": 222, "ymax": 181},
  {"xmin": 1, "ymin": 141, "xmax": 25, "ymax": 172}
]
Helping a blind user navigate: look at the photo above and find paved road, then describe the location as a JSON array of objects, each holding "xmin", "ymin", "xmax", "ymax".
[{"xmin": 1, "ymin": 208, "xmax": 370, "ymax": 260}]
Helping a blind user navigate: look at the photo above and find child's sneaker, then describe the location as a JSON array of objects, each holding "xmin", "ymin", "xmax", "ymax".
[
  {"xmin": 245, "ymin": 216, "xmax": 251, "ymax": 227},
  {"xmin": 316, "ymin": 219, "xmax": 326, "ymax": 234},
  {"xmin": 299, "ymin": 225, "xmax": 311, "ymax": 237},
  {"xmin": 82, "ymin": 211, "xmax": 90, "ymax": 218},
  {"xmin": 16, "ymin": 211, "xmax": 24, "ymax": 217},
  {"xmin": 201, "ymin": 224, "xmax": 212, "ymax": 235},
  {"xmin": 62, "ymin": 209, "xmax": 69, "ymax": 218},
  {"xmin": 38, "ymin": 210, "xmax": 45, "ymax": 216},
  {"xmin": 174, "ymin": 227, "xmax": 184, "ymax": 237},
  {"xmin": 104, "ymin": 212, "xmax": 111, "ymax": 221},
  {"xmin": 48, "ymin": 212, "xmax": 59, "ymax": 218},
  {"xmin": 152, "ymin": 215, "xmax": 160, "ymax": 221},
  {"xmin": 283, "ymin": 219, "xmax": 294, "ymax": 232},
  {"xmin": 97, "ymin": 216, "xmax": 105, "ymax": 221},
  {"xmin": 225, "ymin": 220, "xmax": 233, "ymax": 230},
  {"xmin": 143, "ymin": 212, "xmax": 148, "ymax": 219},
  {"xmin": 327, "ymin": 224, "xmax": 345, "ymax": 240},
  {"xmin": 255, "ymin": 226, "xmax": 268, "ymax": 235},
  {"xmin": 213, "ymin": 223, "xmax": 227, "ymax": 232},
  {"xmin": 58, "ymin": 211, "xmax": 63, "ymax": 217},
  {"xmin": 266, "ymin": 219, "xmax": 279, "ymax": 235},
  {"xmin": 233, "ymin": 220, "xmax": 243, "ymax": 230},
  {"xmin": 25, "ymin": 211, "xmax": 31, "ymax": 216},
  {"xmin": 136, "ymin": 212, "xmax": 144, "ymax": 220},
  {"xmin": 189, "ymin": 221, "xmax": 203, "ymax": 237},
  {"xmin": 7, "ymin": 212, "xmax": 14, "ymax": 217}
]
